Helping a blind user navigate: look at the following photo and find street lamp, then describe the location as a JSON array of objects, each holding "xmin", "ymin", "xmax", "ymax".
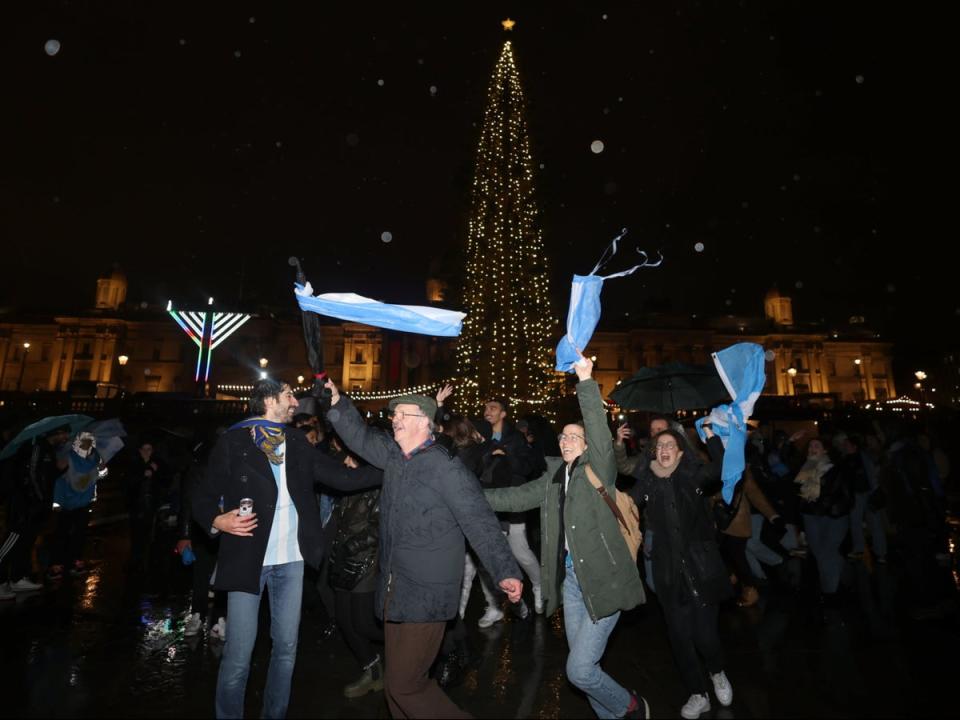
[
  {"xmin": 786, "ymin": 366, "xmax": 797, "ymax": 396},
  {"xmin": 914, "ymin": 370, "xmax": 928, "ymax": 404},
  {"xmin": 259, "ymin": 357, "xmax": 269, "ymax": 369},
  {"xmin": 297, "ymin": 374, "xmax": 305, "ymax": 386}
]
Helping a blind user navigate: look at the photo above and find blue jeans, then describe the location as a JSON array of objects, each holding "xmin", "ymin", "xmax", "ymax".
[
  {"xmin": 802, "ymin": 515, "xmax": 849, "ymax": 593},
  {"xmin": 745, "ymin": 514, "xmax": 788, "ymax": 580},
  {"xmin": 216, "ymin": 561, "xmax": 304, "ymax": 719},
  {"xmin": 563, "ymin": 566, "xmax": 631, "ymax": 719},
  {"xmin": 849, "ymin": 492, "xmax": 887, "ymax": 559}
]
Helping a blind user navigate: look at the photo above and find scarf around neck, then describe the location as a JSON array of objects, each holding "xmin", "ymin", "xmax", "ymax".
[{"xmin": 230, "ymin": 418, "xmax": 286, "ymax": 465}]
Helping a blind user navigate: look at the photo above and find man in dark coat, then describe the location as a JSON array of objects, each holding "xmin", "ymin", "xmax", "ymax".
[
  {"xmin": 193, "ymin": 379, "xmax": 379, "ymax": 719},
  {"xmin": 324, "ymin": 378, "xmax": 521, "ymax": 720}
]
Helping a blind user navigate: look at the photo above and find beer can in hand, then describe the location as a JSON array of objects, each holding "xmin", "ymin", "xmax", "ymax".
[{"xmin": 238, "ymin": 498, "xmax": 254, "ymax": 517}]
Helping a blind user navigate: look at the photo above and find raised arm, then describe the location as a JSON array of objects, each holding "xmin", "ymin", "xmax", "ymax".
[
  {"xmin": 324, "ymin": 379, "xmax": 395, "ymax": 469},
  {"xmin": 485, "ymin": 470, "xmax": 550, "ymax": 513},
  {"xmin": 575, "ymin": 357, "xmax": 616, "ymax": 490},
  {"xmin": 439, "ymin": 461, "xmax": 521, "ymax": 586},
  {"xmin": 313, "ymin": 450, "xmax": 383, "ymax": 492}
]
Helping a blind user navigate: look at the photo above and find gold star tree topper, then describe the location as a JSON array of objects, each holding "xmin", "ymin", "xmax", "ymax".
[{"xmin": 502, "ymin": 18, "xmax": 516, "ymax": 31}]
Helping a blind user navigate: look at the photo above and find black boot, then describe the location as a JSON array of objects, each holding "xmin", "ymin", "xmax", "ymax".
[{"xmin": 435, "ymin": 651, "xmax": 464, "ymax": 689}]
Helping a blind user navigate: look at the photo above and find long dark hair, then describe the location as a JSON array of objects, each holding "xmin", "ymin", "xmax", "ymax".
[{"xmin": 444, "ymin": 416, "xmax": 480, "ymax": 448}]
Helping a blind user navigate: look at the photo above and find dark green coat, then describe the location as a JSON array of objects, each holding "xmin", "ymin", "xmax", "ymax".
[{"xmin": 485, "ymin": 379, "xmax": 646, "ymax": 621}]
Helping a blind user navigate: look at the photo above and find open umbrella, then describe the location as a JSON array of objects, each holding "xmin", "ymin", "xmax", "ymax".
[
  {"xmin": 0, "ymin": 413, "xmax": 94, "ymax": 460},
  {"xmin": 609, "ymin": 362, "xmax": 730, "ymax": 414}
]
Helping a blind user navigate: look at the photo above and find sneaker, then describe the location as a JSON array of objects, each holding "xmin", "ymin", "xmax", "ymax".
[
  {"xmin": 477, "ymin": 606, "xmax": 504, "ymax": 628},
  {"xmin": 624, "ymin": 691, "xmax": 650, "ymax": 719},
  {"xmin": 0, "ymin": 583, "xmax": 15, "ymax": 601},
  {"xmin": 875, "ymin": 555, "xmax": 887, "ymax": 565},
  {"xmin": 680, "ymin": 693, "xmax": 711, "ymax": 719},
  {"xmin": 210, "ymin": 616, "xmax": 227, "ymax": 640},
  {"xmin": 343, "ymin": 655, "xmax": 383, "ymax": 698},
  {"xmin": 846, "ymin": 551, "xmax": 864, "ymax": 560},
  {"xmin": 183, "ymin": 612, "xmax": 202, "ymax": 637},
  {"xmin": 533, "ymin": 584, "xmax": 544, "ymax": 614},
  {"xmin": 11, "ymin": 577, "xmax": 43, "ymax": 592},
  {"xmin": 788, "ymin": 547, "xmax": 808, "ymax": 558},
  {"xmin": 710, "ymin": 670, "xmax": 733, "ymax": 706}
]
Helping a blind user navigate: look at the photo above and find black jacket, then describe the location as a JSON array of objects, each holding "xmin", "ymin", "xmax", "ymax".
[
  {"xmin": 328, "ymin": 396, "xmax": 520, "ymax": 622},
  {"xmin": 628, "ymin": 436, "xmax": 732, "ymax": 607},
  {"xmin": 192, "ymin": 425, "xmax": 380, "ymax": 594},
  {"xmin": 329, "ymin": 487, "xmax": 382, "ymax": 592}
]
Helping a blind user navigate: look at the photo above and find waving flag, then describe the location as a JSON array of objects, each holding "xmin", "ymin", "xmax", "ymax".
[
  {"xmin": 695, "ymin": 342, "xmax": 766, "ymax": 503},
  {"xmin": 294, "ymin": 282, "xmax": 465, "ymax": 337},
  {"xmin": 556, "ymin": 229, "xmax": 662, "ymax": 372}
]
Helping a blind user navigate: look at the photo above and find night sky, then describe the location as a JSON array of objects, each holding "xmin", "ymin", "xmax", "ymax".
[{"xmin": 2, "ymin": 2, "xmax": 946, "ymax": 354}]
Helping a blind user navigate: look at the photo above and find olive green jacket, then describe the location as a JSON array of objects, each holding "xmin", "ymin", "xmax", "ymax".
[{"xmin": 485, "ymin": 379, "xmax": 646, "ymax": 621}]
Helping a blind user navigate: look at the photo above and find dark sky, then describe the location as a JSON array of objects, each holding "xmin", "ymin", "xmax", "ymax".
[{"xmin": 1, "ymin": 2, "xmax": 947, "ymax": 351}]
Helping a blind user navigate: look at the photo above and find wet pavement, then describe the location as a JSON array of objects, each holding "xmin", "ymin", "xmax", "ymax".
[{"xmin": 2, "ymin": 520, "xmax": 959, "ymax": 718}]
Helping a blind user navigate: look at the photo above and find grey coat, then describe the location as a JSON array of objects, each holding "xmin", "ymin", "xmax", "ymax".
[{"xmin": 328, "ymin": 397, "xmax": 520, "ymax": 622}]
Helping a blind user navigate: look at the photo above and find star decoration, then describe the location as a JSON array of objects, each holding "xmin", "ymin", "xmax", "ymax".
[{"xmin": 502, "ymin": 18, "xmax": 516, "ymax": 31}]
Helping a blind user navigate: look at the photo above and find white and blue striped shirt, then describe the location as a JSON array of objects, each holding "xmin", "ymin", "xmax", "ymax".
[{"xmin": 262, "ymin": 443, "xmax": 303, "ymax": 567}]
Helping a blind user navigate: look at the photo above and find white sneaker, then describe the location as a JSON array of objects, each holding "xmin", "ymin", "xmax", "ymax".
[
  {"xmin": 183, "ymin": 612, "xmax": 202, "ymax": 637},
  {"xmin": 11, "ymin": 577, "xmax": 43, "ymax": 592},
  {"xmin": 210, "ymin": 616, "xmax": 227, "ymax": 640},
  {"xmin": 710, "ymin": 670, "xmax": 733, "ymax": 706},
  {"xmin": 0, "ymin": 583, "xmax": 15, "ymax": 601},
  {"xmin": 533, "ymin": 584, "xmax": 544, "ymax": 614},
  {"xmin": 477, "ymin": 606, "xmax": 504, "ymax": 629},
  {"xmin": 680, "ymin": 693, "xmax": 711, "ymax": 719}
]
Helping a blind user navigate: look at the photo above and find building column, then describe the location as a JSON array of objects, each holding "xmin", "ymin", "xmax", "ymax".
[
  {"xmin": 48, "ymin": 337, "xmax": 65, "ymax": 390},
  {"xmin": 60, "ymin": 338, "xmax": 77, "ymax": 390},
  {"xmin": 0, "ymin": 337, "xmax": 10, "ymax": 390},
  {"xmin": 863, "ymin": 357, "xmax": 876, "ymax": 400},
  {"xmin": 101, "ymin": 336, "xmax": 117, "ymax": 383},
  {"xmin": 90, "ymin": 336, "xmax": 105, "ymax": 383}
]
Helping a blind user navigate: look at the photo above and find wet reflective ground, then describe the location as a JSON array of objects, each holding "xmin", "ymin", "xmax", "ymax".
[{"xmin": 2, "ymin": 522, "xmax": 958, "ymax": 718}]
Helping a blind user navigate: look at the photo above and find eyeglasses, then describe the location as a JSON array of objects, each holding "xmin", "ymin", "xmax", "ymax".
[
  {"xmin": 390, "ymin": 410, "xmax": 427, "ymax": 420},
  {"xmin": 557, "ymin": 433, "xmax": 585, "ymax": 443},
  {"xmin": 655, "ymin": 442, "xmax": 678, "ymax": 450}
]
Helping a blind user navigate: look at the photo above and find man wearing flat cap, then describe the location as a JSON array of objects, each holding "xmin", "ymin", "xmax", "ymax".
[{"xmin": 324, "ymin": 379, "xmax": 521, "ymax": 719}]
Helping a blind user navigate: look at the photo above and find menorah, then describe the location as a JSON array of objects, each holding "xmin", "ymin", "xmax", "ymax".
[{"xmin": 168, "ymin": 305, "xmax": 251, "ymax": 394}]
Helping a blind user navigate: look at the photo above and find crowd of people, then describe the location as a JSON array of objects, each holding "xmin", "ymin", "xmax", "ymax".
[{"xmin": 0, "ymin": 355, "xmax": 955, "ymax": 719}]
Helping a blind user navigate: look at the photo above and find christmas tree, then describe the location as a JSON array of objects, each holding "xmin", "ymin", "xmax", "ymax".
[{"xmin": 455, "ymin": 37, "xmax": 557, "ymax": 414}]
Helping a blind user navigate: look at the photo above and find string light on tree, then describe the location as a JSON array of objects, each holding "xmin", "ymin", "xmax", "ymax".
[{"xmin": 455, "ymin": 28, "xmax": 558, "ymax": 415}]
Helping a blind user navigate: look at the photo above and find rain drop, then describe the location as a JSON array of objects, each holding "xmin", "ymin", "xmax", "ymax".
[
  {"xmin": 725, "ymin": 299, "xmax": 733, "ymax": 306},
  {"xmin": 793, "ymin": 173, "xmax": 801, "ymax": 182},
  {"xmin": 590, "ymin": 140, "xmax": 605, "ymax": 154},
  {"xmin": 275, "ymin": 140, "xmax": 283, "ymax": 148},
  {"xmin": 178, "ymin": 38, "xmax": 187, "ymax": 46},
  {"xmin": 234, "ymin": 50, "xmax": 242, "ymax": 58},
  {"xmin": 429, "ymin": 85, "xmax": 438, "ymax": 96},
  {"xmin": 381, "ymin": 231, "xmax": 393, "ymax": 243},
  {"xmin": 377, "ymin": 78, "xmax": 385, "ymax": 87},
  {"xmin": 618, "ymin": 96, "xmax": 624, "ymax": 102},
  {"xmin": 346, "ymin": 133, "xmax": 360, "ymax": 147},
  {"xmin": 602, "ymin": 13, "xmax": 608, "ymax": 20},
  {"xmin": 44, "ymin": 39, "xmax": 60, "ymax": 56},
  {"xmin": 249, "ymin": 16, "xmax": 256, "ymax": 23},
  {"xmin": 694, "ymin": 242, "xmax": 705, "ymax": 253},
  {"xmin": 855, "ymin": 74, "xmax": 864, "ymax": 84},
  {"xmin": 764, "ymin": 350, "xmax": 776, "ymax": 362},
  {"xmin": 886, "ymin": 283, "xmax": 896, "ymax": 293},
  {"xmin": 795, "ymin": 280, "xmax": 804, "ymax": 289},
  {"xmin": 539, "ymin": 163, "xmax": 545, "ymax": 169}
]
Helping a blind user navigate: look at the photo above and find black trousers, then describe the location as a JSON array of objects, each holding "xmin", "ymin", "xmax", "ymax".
[
  {"xmin": 335, "ymin": 588, "xmax": 383, "ymax": 668},
  {"xmin": 189, "ymin": 531, "xmax": 224, "ymax": 617},
  {"xmin": 0, "ymin": 525, "xmax": 41, "ymax": 582},
  {"xmin": 720, "ymin": 533, "xmax": 756, "ymax": 589},
  {"xmin": 662, "ymin": 600, "xmax": 725, "ymax": 696},
  {"xmin": 52, "ymin": 508, "xmax": 89, "ymax": 568}
]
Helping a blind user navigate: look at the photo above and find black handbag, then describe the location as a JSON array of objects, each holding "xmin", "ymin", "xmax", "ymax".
[{"xmin": 711, "ymin": 486, "xmax": 744, "ymax": 532}]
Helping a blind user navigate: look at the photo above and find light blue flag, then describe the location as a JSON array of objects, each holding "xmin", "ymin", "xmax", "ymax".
[
  {"xmin": 695, "ymin": 342, "xmax": 766, "ymax": 503},
  {"xmin": 556, "ymin": 230, "xmax": 662, "ymax": 372},
  {"xmin": 294, "ymin": 282, "xmax": 465, "ymax": 337}
]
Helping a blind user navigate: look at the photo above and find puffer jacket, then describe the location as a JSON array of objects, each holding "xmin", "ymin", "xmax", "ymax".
[
  {"xmin": 485, "ymin": 379, "xmax": 646, "ymax": 621},
  {"xmin": 328, "ymin": 397, "xmax": 520, "ymax": 623},
  {"xmin": 329, "ymin": 488, "xmax": 382, "ymax": 593}
]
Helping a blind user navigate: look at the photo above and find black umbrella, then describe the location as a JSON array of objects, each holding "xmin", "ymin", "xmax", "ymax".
[
  {"xmin": 609, "ymin": 362, "xmax": 730, "ymax": 414},
  {"xmin": 288, "ymin": 256, "xmax": 333, "ymax": 409}
]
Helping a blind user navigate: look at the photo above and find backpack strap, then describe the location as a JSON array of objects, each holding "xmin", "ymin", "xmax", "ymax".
[{"xmin": 585, "ymin": 463, "xmax": 631, "ymax": 534}]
